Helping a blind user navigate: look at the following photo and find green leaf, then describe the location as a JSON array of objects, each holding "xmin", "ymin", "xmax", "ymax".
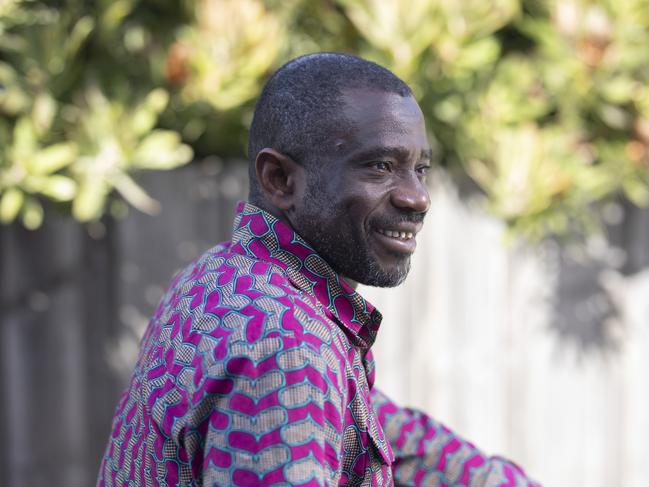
[
  {"xmin": 144, "ymin": 89, "xmax": 169, "ymax": 114},
  {"xmin": 100, "ymin": 0, "xmax": 136, "ymax": 32},
  {"xmin": 21, "ymin": 196, "xmax": 43, "ymax": 230},
  {"xmin": 12, "ymin": 117, "xmax": 37, "ymax": 161},
  {"xmin": 129, "ymin": 108, "xmax": 157, "ymax": 138},
  {"xmin": 129, "ymin": 90, "xmax": 168, "ymax": 137},
  {"xmin": 39, "ymin": 175, "xmax": 76, "ymax": 201},
  {"xmin": 0, "ymin": 62, "xmax": 29, "ymax": 115},
  {"xmin": 454, "ymin": 37, "xmax": 501, "ymax": 72},
  {"xmin": 598, "ymin": 104, "xmax": 631, "ymax": 130},
  {"xmin": 31, "ymin": 92, "xmax": 57, "ymax": 136},
  {"xmin": 601, "ymin": 76, "xmax": 636, "ymax": 104},
  {"xmin": 132, "ymin": 130, "xmax": 193, "ymax": 170},
  {"xmin": 30, "ymin": 142, "xmax": 78, "ymax": 175},
  {"xmin": 73, "ymin": 177, "xmax": 109, "ymax": 222},
  {"xmin": 65, "ymin": 16, "xmax": 95, "ymax": 62},
  {"xmin": 112, "ymin": 172, "xmax": 160, "ymax": 214},
  {"xmin": 0, "ymin": 187, "xmax": 24, "ymax": 223}
]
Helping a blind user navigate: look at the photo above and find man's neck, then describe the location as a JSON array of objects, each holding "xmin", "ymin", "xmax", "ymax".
[
  {"xmin": 248, "ymin": 198, "xmax": 286, "ymax": 223},
  {"xmin": 246, "ymin": 199, "xmax": 361, "ymax": 291}
]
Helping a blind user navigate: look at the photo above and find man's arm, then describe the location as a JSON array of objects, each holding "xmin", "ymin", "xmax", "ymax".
[{"xmin": 370, "ymin": 388, "xmax": 541, "ymax": 487}]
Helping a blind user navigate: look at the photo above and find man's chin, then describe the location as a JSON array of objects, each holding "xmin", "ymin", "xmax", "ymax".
[
  {"xmin": 354, "ymin": 260, "xmax": 411, "ymax": 288},
  {"xmin": 326, "ymin": 248, "xmax": 411, "ymax": 288}
]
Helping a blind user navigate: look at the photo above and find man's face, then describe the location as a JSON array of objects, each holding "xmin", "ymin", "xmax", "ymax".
[{"xmin": 288, "ymin": 89, "xmax": 431, "ymax": 287}]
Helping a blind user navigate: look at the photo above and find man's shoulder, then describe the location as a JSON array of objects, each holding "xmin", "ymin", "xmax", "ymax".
[
  {"xmin": 120, "ymin": 241, "xmax": 351, "ymax": 441},
  {"xmin": 149, "ymin": 241, "xmax": 340, "ymax": 351},
  {"xmin": 157, "ymin": 241, "xmax": 307, "ymax": 315}
]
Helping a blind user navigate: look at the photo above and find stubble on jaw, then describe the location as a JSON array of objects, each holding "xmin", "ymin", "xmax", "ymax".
[{"xmin": 289, "ymin": 178, "xmax": 412, "ymax": 288}]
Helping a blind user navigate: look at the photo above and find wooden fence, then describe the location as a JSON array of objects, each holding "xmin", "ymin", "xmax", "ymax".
[
  {"xmin": 0, "ymin": 160, "xmax": 248, "ymax": 486},
  {"xmin": 364, "ymin": 175, "xmax": 649, "ymax": 487},
  {"xmin": 1, "ymin": 161, "xmax": 648, "ymax": 486}
]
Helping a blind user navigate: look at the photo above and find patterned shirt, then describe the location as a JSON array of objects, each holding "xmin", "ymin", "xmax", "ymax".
[{"xmin": 99, "ymin": 202, "xmax": 540, "ymax": 487}]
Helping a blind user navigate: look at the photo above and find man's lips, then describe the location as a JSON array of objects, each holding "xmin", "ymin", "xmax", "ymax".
[
  {"xmin": 372, "ymin": 225, "xmax": 421, "ymax": 254},
  {"xmin": 376, "ymin": 228, "xmax": 415, "ymax": 239}
]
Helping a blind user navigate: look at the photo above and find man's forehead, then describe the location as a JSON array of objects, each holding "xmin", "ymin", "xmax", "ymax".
[
  {"xmin": 341, "ymin": 90, "xmax": 424, "ymax": 134},
  {"xmin": 328, "ymin": 89, "xmax": 428, "ymax": 155}
]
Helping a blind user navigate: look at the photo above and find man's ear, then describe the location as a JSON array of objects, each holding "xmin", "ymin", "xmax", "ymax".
[{"xmin": 254, "ymin": 148, "xmax": 304, "ymax": 211}]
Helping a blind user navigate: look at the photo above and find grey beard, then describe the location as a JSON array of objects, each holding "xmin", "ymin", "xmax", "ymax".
[
  {"xmin": 289, "ymin": 208, "xmax": 411, "ymax": 288},
  {"xmin": 360, "ymin": 256, "xmax": 410, "ymax": 287},
  {"xmin": 289, "ymin": 171, "xmax": 415, "ymax": 287}
]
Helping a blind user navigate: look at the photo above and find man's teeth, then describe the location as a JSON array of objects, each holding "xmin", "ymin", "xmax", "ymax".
[{"xmin": 377, "ymin": 229, "xmax": 414, "ymax": 239}]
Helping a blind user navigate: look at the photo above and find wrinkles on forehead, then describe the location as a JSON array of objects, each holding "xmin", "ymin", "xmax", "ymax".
[
  {"xmin": 332, "ymin": 89, "xmax": 428, "ymax": 158},
  {"xmin": 304, "ymin": 89, "xmax": 429, "ymax": 181},
  {"xmin": 342, "ymin": 88, "xmax": 423, "ymax": 121}
]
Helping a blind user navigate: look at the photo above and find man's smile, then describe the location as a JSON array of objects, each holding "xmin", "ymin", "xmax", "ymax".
[
  {"xmin": 376, "ymin": 228, "xmax": 415, "ymax": 239},
  {"xmin": 373, "ymin": 225, "xmax": 420, "ymax": 254}
]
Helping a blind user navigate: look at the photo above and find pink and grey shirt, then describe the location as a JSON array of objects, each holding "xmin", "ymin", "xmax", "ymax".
[{"xmin": 99, "ymin": 202, "xmax": 540, "ymax": 486}]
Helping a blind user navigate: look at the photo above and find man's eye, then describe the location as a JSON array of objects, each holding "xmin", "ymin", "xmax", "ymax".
[
  {"xmin": 371, "ymin": 161, "xmax": 392, "ymax": 172},
  {"xmin": 416, "ymin": 165, "xmax": 431, "ymax": 176}
]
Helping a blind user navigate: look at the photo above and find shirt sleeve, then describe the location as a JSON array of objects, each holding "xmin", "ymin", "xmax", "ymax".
[
  {"xmin": 181, "ymin": 334, "xmax": 341, "ymax": 486},
  {"xmin": 370, "ymin": 388, "xmax": 541, "ymax": 487}
]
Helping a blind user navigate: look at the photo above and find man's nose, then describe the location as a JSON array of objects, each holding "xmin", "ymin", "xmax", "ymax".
[{"xmin": 390, "ymin": 173, "xmax": 430, "ymax": 213}]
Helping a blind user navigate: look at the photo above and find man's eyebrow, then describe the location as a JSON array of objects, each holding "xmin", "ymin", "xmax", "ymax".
[{"xmin": 349, "ymin": 146, "xmax": 433, "ymax": 163}]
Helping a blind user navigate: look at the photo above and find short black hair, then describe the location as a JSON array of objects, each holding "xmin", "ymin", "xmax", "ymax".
[{"xmin": 247, "ymin": 52, "xmax": 413, "ymax": 201}]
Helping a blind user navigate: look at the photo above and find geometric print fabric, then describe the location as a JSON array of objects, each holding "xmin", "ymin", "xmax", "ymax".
[{"xmin": 98, "ymin": 202, "xmax": 540, "ymax": 487}]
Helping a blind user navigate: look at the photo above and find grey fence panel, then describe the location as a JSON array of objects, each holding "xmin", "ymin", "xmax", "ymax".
[
  {"xmin": 0, "ymin": 160, "xmax": 248, "ymax": 487},
  {"xmin": 0, "ymin": 213, "xmax": 114, "ymax": 487},
  {"xmin": 364, "ymin": 181, "xmax": 649, "ymax": 487}
]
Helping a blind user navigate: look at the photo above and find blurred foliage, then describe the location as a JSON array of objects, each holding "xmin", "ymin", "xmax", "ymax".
[
  {"xmin": 0, "ymin": 0, "xmax": 193, "ymax": 227},
  {"xmin": 1, "ymin": 0, "xmax": 648, "ymax": 239}
]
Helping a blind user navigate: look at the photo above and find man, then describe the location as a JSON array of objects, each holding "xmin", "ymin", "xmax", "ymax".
[{"xmin": 99, "ymin": 53, "xmax": 539, "ymax": 486}]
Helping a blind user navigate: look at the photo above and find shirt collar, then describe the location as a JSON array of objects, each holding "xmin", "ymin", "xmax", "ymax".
[{"xmin": 230, "ymin": 201, "xmax": 382, "ymax": 349}]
